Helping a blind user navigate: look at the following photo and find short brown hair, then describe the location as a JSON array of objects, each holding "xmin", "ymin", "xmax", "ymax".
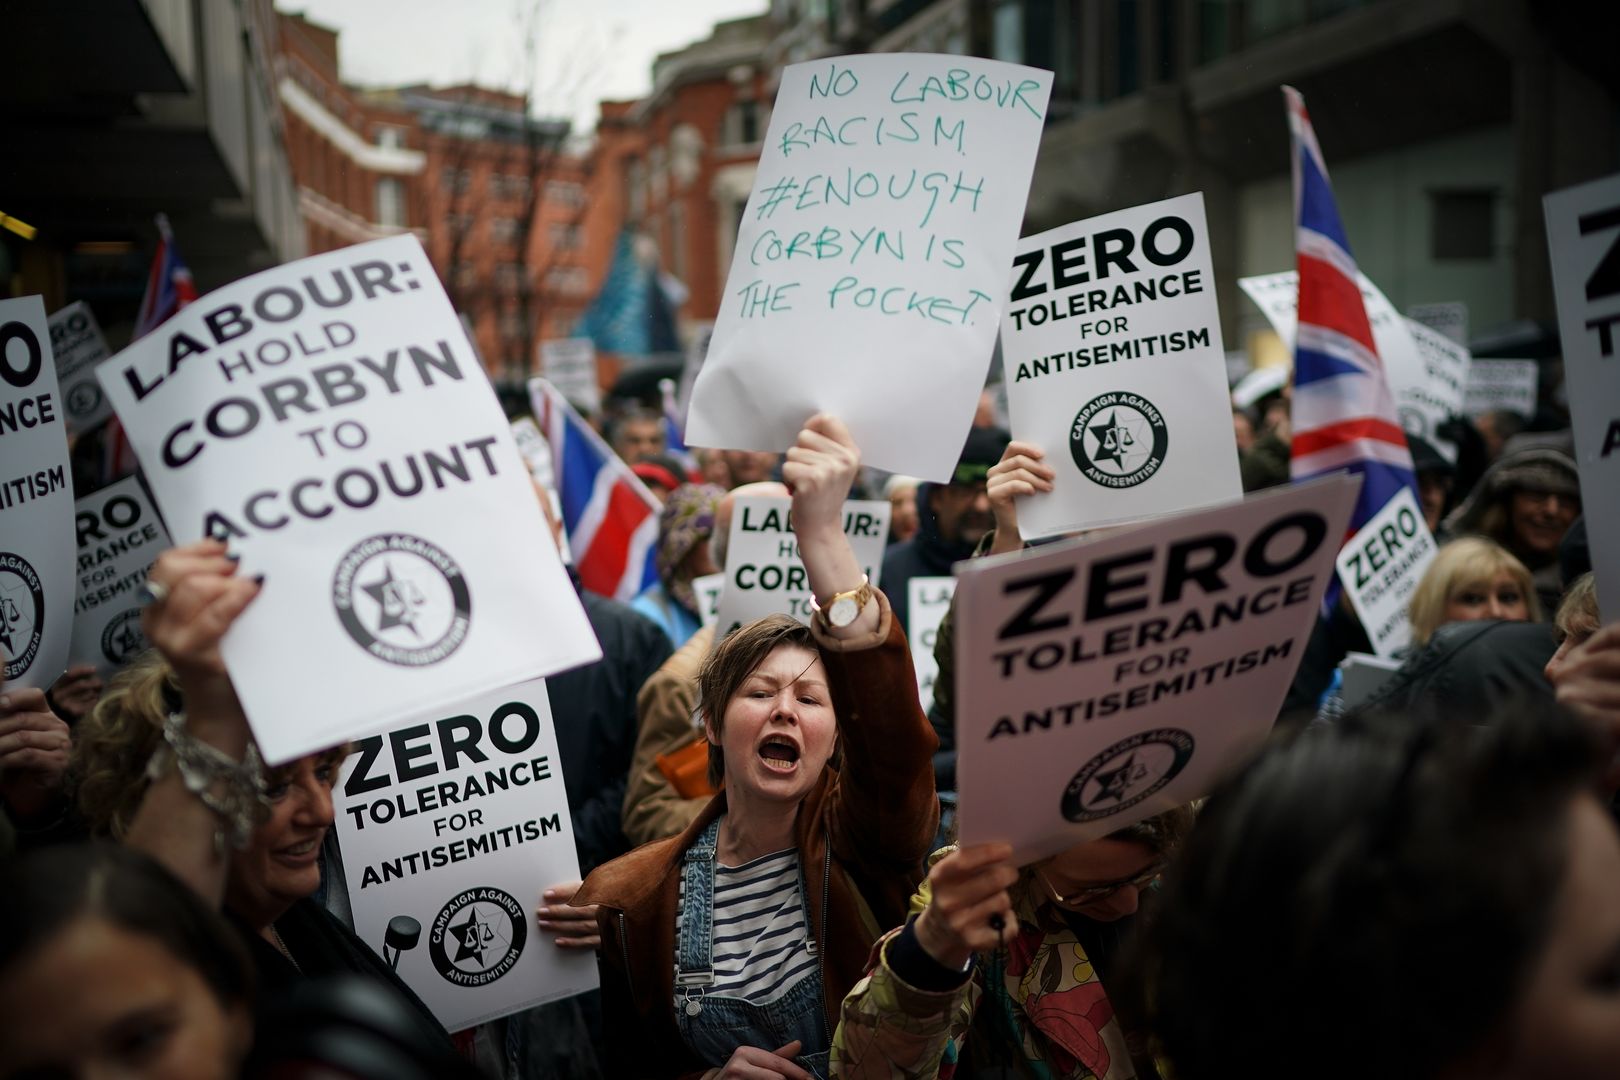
[{"xmin": 698, "ymin": 615, "xmax": 818, "ymax": 788}]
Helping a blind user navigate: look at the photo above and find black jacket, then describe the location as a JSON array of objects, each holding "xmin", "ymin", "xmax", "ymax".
[
  {"xmin": 547, "ymin": 574, "xmax": 673, "ymax": 874},
  {"xmin": 881, "ymin": 483, "xmax": 979, "ymax": 633}
]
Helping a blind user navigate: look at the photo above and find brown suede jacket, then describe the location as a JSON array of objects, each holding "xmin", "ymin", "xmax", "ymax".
[{"xmin": 571, "ymin": 593, "xmax": 940, "ymax": 1079}]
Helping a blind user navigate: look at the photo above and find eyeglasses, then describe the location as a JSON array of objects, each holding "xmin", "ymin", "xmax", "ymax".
[{"xmin": 1034, "ymin": 861, "xmax": 1166, "ymax": 907}]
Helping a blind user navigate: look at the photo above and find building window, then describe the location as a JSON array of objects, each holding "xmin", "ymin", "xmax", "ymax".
[
  {"xmin": 548, "ymin": 222, "xmax": 582, "ymax": 250},
  {"xmin": 375, "ymin": 125, "xmax": 407, "ymax": 148},
  {"xmin": 1431, "ymin": 189, "xmax": 1496, "ymax": 260},
  {"xmin": 490, "ymin": 217, "xmax": 520, "ymax": 244},
  {"xmin": 441, "ymin": 167, "xmax": 473, "ymax": 195},
  {"xmin": 991, "ymin": 0, "xmax": 1023, "ymax": 63},
  {"xmin": 722, "ymin": 100, "xmax": 761, "ymax": 146},
  {"xmin": 545, "ymin": 180, "xmax": 585, "ymax": 208},
  {"xmin": 626, "ymin": 159, "xmax": 646, "ymax": 219},
  {"xmin": 545, "ymin": 266, "xmax": 589, "ymax": 295},
  {"xmin": 453, "ymin": 262, "xmax": 479, "ymax": 288},
  {"xmin": 375, "ymin": 178, "xmax": 405, "ymax": 227},
  {"xmin": 494, "ymin": 262, "xmax": 525, "ymax": 291}
]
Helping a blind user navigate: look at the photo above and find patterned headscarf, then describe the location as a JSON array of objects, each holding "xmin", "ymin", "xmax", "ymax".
[{"xmin": 656, "ymin": 483, "xmax": 724, "ymax": 613}]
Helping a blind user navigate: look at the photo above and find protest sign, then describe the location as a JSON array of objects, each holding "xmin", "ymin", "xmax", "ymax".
[
  {"xmin": 1406, "ymin": 301, "xmax": 1468, "ymax": 347},
  {"xmin": 1240, "ymin": 271, "xmax": 1463, "ymax": 460},
  {"xmin": 1002, "ymin": 193, "xmax": 1241, "ymax": 536},
  {"xmin": 1465, "ymin": 359, "xmax": 1539, "ymax": 419},
  {"xmin": 98, "ymin": 235, "xmax": 601, "ymax": 763},
  {"xmin": 1545, "ymin": 173, "xmax": 1620, "ymax": 619},
  {"xmin": 510, "ymin": 416, "xmax": 555, "ymax": 489},
  {"xmin": 1339, "ymin": 651, "xmax": 1404, "ymax": 711},
  {"xmin": 48, "ymin": 301, "xmax": 115, "ymax": 433},
  {"xmin": 714, "ymin": 495, "xmax": 890, "ymax": 636},
  {"xmin": 907, "ymin": 575, "xmax": 955, "ymax": 706},
  {"xmin": 693, "ymin": 572, "xmax": 724, "ymax": 628},
  {"xmin": 0, "ymin": 296, "xmax": 75, "ymax": 689},
  {"xmin": 333, "ymin": 680, "xmax": 597, "ymax": 1032},
  {"xmin": 539, "ymin": 338, "xmax": 601, "ymax": 415},
  {"xmin": 69, "ymin": 475, "xmax": 171, "ymax": 678},
  {"xmin": 955, "ymin": 473, "xmax": 1360, "ymax": 864},
  {"xmin": 1333, "ymin": 486, "xmax": 1436, "ymax": 656},
  {"xmin": 686, "ymin": 54, "xmax": 1053, "ymax": 482}
]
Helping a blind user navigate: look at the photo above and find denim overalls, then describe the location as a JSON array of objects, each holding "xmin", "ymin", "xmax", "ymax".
[{"xmin": 674, "ymin": 818, "xmax": 830, "ymax": 1079}]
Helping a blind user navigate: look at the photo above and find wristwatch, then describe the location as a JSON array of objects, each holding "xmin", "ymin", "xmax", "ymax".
[{"xmin": 810, "ymin": 575, "xmax": 873, "ymax": 630}]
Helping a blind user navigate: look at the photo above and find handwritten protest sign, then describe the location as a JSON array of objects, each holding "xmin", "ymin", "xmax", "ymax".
[
  {"xmin": 714, "ymin": 495, "xmax": 890, "ymax": 637},
  {"xmin": 907, "ymin": 576, "xmax": 955, "ymax": 707},
  {"xmin": 1406, "ymin": 301, "xmax": 1468, "ymax": 347},
  {"xmin": 1333, "ymin": 487, "xmax": 1436, "ymax": 656},
  {"xmin": 70, "ymin": 476, "xmax": 171, "ymax": 678},
  {"xmin": 1240, "ymin": 271, "xmax": 1466, "ymax": 461},
  {"xmin": 48, "ymin": 301, "xmax": 115, "ymax": 433},
  {"xmin": 0, "ymin": 296, "xmax": 75, "ymax": 689},
  {"xmin": 1545, "ymin": 173, "xmax": 1620, "ymax": 619},
  {"xmin": 99, "ymin": 235, "xmax": 601, "ymax": 763},
  {"xmin": 1465, "ymin": 359, "xmax": 1539, "ymax": 419},
  {"xmin": 693, "ymin": 572, "xmax": 724, "ymax": 628},
  {"xmin": 955, "ymin": 474, "xmax": 1359, "ymax": 864},
  {"xmin": 1003, "ymin": 194, "xmax": 1241, "ymax": 536},
  {"xmin": 539, "ymin": 338, "xmax": 600, "ymax": 415},
  {"xmin": 333, "ymin": 680, "xmax": 596, "ymax": 1032},
  {"xmin": 686, "ymin": 54, "xmax": 1052, "ymax": 482}
]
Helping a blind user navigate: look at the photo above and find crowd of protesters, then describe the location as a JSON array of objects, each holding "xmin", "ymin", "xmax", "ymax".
[{"xmin": 3, "ymin": 352, "xmax": 1620, "ymax": 1080}]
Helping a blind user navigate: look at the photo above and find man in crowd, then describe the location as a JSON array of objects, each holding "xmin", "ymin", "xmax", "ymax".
[
  {"xmin": 880, "ymin": 426, "xmax": 1009, "ymax": 632},
  {"xmin": 609, "ymin": 406, "xmax": 666, "ymax": 465}
]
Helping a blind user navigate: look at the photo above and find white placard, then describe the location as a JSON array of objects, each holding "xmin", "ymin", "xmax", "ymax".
[
  {"xmin": 1406, "ymin": 301, "xmax": 1468, "ymax": 347},
  {"xmin": 1333, "ymin": 487, "xmax": 1437, "ymax": 657},
  {"xmin": 693, "ymin": 571, "xmax": 724, "ymax": 628},
  {"xmin": 48, "ymin": 301, "xmax": 115, "ymax": 433},
  {"xmin": 686, "ymin": 54, "xmax": 1053, "ymax": 482},
  {"xmin": 98, "ymin": 235, "xmax": 601, "ymax": 764},
  {"xmin": 539, "ymin": 338, "xmax": 601, "ymax": 415},
  {"xmin": 1465, "ymin": 359, "xmax": 1539, "ymax": 419},
  {"xmin": 333, "ymin": 680, "xmax": 597, "ymax": 1032},
  {"xmin": 1239, "ymin": 271, "xmax": 1462, "ymax": 459},
  {"xmin": 714, "ymin": 496, "xmax": 890, "ymax": 636},
  {"xmin": 0, "ymin": 296, "xmax": 75, "ymax": 689},
  {"xmin": 907, "ymin": 576, "xmax": 955, "ymax": 707},
  {"xmin": 955, "ymin": 474, "xmax": 1360, "ymax": 865},
  {"xmin": 69, "ymin": 476, "xmax": 171, "ymax": 678},
  {"xmin": 1002, "ymin": 194, "xmax": 1242, "ymax": 536},
  {"xmin": 1545, "ymin": 173, "xmax": 1620, "ymax": 620}
]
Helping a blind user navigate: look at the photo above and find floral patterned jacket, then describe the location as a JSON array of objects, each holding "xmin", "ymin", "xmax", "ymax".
[{"xmin": 831, "ymin": 849, "xmax": 1143, "ymax": 1080}]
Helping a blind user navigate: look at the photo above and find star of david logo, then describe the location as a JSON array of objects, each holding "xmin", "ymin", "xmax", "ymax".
[
  {"xmin": 359, "ymin": 562, "xmax": 424, "ymax": 637},
  {"xmin": 0, "ymin": 586, "xmax": 33, "ymax": 655},
  {"xmin": 1087, "ymin": 753, "xmax": 1140, "ymax": 808},
  {"xmin": 452, "ymin": 906, "xmax": 492, "ymax": 965}
]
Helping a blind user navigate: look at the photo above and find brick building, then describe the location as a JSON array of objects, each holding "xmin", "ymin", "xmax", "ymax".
[{"xmin": 275, "ymin": 13, "xmax": 591, "ymax": 383}]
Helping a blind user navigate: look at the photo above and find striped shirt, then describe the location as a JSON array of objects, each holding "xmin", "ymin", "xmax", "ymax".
[{"xmin": 679, "ymin": 848, "xmax": 818, "ymax": 1005}]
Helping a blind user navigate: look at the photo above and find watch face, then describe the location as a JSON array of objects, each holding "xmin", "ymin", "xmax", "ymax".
[{"xmin": 829, "ymin": 596, "xmax": 859, "ymax": 627}]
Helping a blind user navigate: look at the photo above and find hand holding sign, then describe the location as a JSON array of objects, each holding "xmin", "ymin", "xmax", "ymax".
[
  {"xmin": 536, "ymin": 880, "xmax": 600, "ymax": 950},
  {"xmin": 913, "ymin": 842, "xmax": 1019, "ymax": 969},
  {"xmin": 986, "ymin": 440, "xmax": 1054, "ymax": 553},
  {"xmin": 783, "ymin": 415, "xmax": 881, "ymax": 638},
  {"xmin": 142, "ymin": 540, "xmax": 260, "ymax": 722},
  {"xmin": 47, "ymin": 665, "xmax": 102, "ymax": 723},
  {"xmin": 0, "ymin": 685, "xmax": 72, "ymax": 821}
]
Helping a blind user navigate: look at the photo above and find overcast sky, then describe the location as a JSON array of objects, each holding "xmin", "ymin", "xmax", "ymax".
[{"xmin": 278, "ymin": 0, "xmax": 768, "ymax": 133}]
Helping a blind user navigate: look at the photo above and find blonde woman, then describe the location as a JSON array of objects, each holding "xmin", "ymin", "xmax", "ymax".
[{"xmin": 1407, "ymin": 537, "xmax": 1541, "ymax": 648}]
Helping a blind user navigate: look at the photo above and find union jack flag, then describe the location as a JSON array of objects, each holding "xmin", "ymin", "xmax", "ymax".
[
  {"xmin": 1284, "ymin": 86, "xmax": 1416, "ymax": 539},
  {"xmin": 530, "ymin": 377, "xmax": 661, "ymax": 602},
  {"xmin": 106, "ymin": 215, "xmax": 200, "ymax": 480}
]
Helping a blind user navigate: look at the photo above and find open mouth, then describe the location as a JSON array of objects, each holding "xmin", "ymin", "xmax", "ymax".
[{"xmin": 757, "ymin": 735, "xmax": 801, "ymax": 772}]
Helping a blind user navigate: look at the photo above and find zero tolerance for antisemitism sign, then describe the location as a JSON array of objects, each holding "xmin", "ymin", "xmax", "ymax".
[
  {"xmin": 1001, "ymin": 193, "xmax": 1242, "ymax": 537},
  {"xmin": 70, "ymin": 475, "xmax": 171, "ymax": 679},
  {"xmin": 0, "ymin": 296, "xmax": 75, "ymax": 689},
  {"xmin": 1545, "ymin": 172, "xmax": 1620, "ymax": 619},
  {"xmin": 686, "ymin": 54, "xmax": 1053, "ymax": 482},
  {"xmin": 333, "ymin": 680, "xmax": 597, "ymax": 1032},
  {"xmin": 1333, "ymin": 487, "xmax": 1437, "ymax": 657},
  {"xmin": 714, "ymin": 496, "xmax": 891, "ymax": 637},
  {"xmin": 48, "ymin": 301, "xmax": 115, "ymax": 433},
  {"xmin": 98, "ymin": 235, "xmax": 602, "ymax": 763},
  {"xmin": 954, "ymin": 474, "xmax": 1360, "ymax": 865}
]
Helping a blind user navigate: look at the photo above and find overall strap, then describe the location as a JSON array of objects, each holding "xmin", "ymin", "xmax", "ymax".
[{"xmin": 675, "ymin": 816, "xmax": 722, "ymax": 988}]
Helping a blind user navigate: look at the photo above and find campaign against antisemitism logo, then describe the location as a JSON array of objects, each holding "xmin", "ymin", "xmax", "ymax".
[
  {"xmin": 428, "ymin": 887, "xmax": 527, "ymax": 987},
  {"xmin": 65, "ymin": 380, "xmax": 103, "ymax": 420},
  {"xmin": 1069, "ymin": 391, "xmax": 1169, "ymax": 489},
  {"xmin": 1060, "ymin": 728, "xmax": 1194, "ymax": 823},
  {"xmin": 0, "ymin": 552, "xmax": 45, "ymax": 680},
  {"xmin": 332, "ymin": 533, "xmax": 471, "ymax": 667},
  {"xmin": 100, "ymin": 609, "xmax": 146, "ymax": 667}
]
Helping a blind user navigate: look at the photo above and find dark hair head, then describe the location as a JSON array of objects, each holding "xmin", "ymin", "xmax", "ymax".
[
  {"xmin": 699, "ymin": 614, "xmax": 819, "ymax": 788},
  {"xmin": 1128, "ymin": 702, "xmax": 1602, "ymax": 1080},
  {"xmin": 0, "ymin": 843, "xmax": 254, "ymax": 1009}
]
